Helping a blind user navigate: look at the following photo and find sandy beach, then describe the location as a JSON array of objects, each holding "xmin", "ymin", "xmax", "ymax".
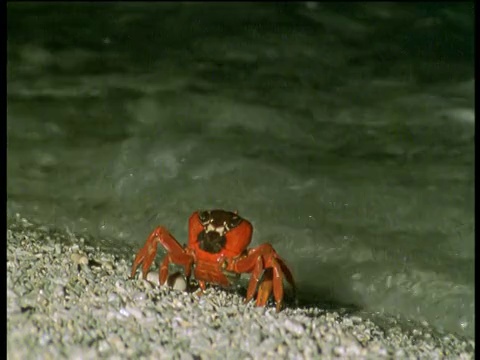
[{"xmin": 7, "ymin": 215, "xmax": 474, "ymax": 359}]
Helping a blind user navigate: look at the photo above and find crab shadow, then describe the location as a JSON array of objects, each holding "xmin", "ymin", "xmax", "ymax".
[
  {"xmin": 220, "ymin": 265, "xmax": 364, "ymax": 315},
  {"xmin": 292, "ymin": 282, "xmax": 364, "ymax": 315},
  {"xmin": 288, "ymin": 262, "xmax": 365, "ymax": 315}
]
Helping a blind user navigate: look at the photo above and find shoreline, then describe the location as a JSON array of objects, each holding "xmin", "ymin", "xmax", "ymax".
[{"xmin": 7, "ymin": 215, "xmax": 474, "ymax": 359}]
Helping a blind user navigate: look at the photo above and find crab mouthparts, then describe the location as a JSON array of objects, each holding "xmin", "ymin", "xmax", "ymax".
[{"xmin": 198, "ymin": 229, "xmax": 227, "ymax": 254}]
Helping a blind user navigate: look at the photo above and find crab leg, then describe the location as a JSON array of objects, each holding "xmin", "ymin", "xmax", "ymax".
[
  {"xmin": 130, "ymin": 226, "xmax": 193, "ymax": 282},
  {"xmin": 276, "ymin": 257, "xmax": 295, "ymax": 293},
  {"xmin": 230, "ymin": 243, "xmax": 295, "ymax": 311},
  {"xmin": 255, "ymin": 258, "xmax": 285, "ymax": 311},
  {"xmin": 245, "ymin": 256, "xmax": 264, "ymax": 303},
  {"xmin": 255, "ymin": 268, "xmax": 273, "ymax": 307}
]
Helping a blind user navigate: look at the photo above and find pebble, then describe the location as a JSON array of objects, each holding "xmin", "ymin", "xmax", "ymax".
[
  {"xmin": 284, "ymin": 319, "xmax": 305, "ymax": 337},
  {"xmin": 143, "ymin": 271, "xmax": 158, "ymax": 285},
  {"xmin": 168, "ymin": 272, "xmax": 188, "ymax": 291},
  {"xmin": 125, "ymin": 304, "xmax": 144, "ymax": 320},
  {"xmin": 6, "ymin": 215, "xmax": 475, "ymax": 360},
  {"xmin": 55, "ymin": 244, "xmax": 62, "ymax": 254},
  {"xmin": 132, "ymin": 291, "xmax": 147, "ymax": 302},
  {"xmin": 70, "ymin": 253, "xmax": 88, "ymax": 265},
  {"xmin": 108, "ymin": 335, "xmax": 126, "ymax": 352}
]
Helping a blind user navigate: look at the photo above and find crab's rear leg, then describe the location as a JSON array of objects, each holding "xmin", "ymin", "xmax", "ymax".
[
  {"xmin": 130, "ymin": 226, "xmax": 193, "ymax": 283},
  {"xmin": 255, "ymin": 268, "xmax": 273, "ymax": 307},
  {"xmin": 231, "ymin": 244, "xmax": 295, "ymax": 312},
  {"xmin": 251, "ymin": 258, "xmax": 285, "ymax": 312}
]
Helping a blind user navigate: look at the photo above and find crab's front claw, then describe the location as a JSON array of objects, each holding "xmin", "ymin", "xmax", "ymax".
[
  {"xmin": 131, "ymin": 226, "xmax": 195, "ymax": 287},
  {"xmin": 130, "ymin": 226, "xmax": 174, "ymax": 280}
]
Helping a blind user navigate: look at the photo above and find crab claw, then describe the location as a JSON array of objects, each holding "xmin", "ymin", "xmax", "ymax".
[{"xmin": 130, "ymin": 226, "xmax": 194, "ymax": 284}]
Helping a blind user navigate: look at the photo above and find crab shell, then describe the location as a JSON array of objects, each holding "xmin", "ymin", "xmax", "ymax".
[
  {"xmin": 185, "ymin": 210, "xmax": 252, "ymax": 286},
  {"xmin": 190, "ymin": 210, "xmax": 252, "ymax": 257}
]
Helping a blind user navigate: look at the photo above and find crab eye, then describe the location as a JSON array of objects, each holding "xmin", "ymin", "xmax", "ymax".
[
  {"xmin": 229, "ymin": 215, "xmax": 242, "ymax": 228},
  {"xmin": 198, "ymin": 211, "xmax": 210, "ymax": 224}
]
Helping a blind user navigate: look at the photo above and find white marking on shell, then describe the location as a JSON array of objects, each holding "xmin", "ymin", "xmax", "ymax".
[
  {"xmin": 215, "ymin": 226, "xmax": 225, "ymax": 236},
  {"xmin": 223, "ymin": 221, "xmax": 230, "ymax": 231},
  {"xmin": 205, "ymin": 223, "xmax": 225, "ymax": 236}
]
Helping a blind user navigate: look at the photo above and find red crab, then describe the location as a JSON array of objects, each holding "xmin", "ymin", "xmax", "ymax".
[{"xmin": 130, "ymin": 209, "xmax": 295, "ymax": 311}]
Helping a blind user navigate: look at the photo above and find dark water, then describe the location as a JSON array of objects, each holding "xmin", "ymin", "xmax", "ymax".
[{"xmin": 7, "ymin": 3, "xmax": 474, "ymax": 338}]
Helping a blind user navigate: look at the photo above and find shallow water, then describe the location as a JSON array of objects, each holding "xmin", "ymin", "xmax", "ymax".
[{"xmin": 7, "ymin": 3, "xmax": 474, "ymax": 337}]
